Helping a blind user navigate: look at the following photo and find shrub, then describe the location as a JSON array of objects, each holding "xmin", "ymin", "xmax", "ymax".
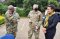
[
  {"xmin": 48, "ymin": 0, "xmax": 59, "ymax": 7},
  {"xmin": 16, "ymin": 7, "xmax": 26, "ymax": 17},
  {"xmin": 0, "ymin": 15, "xmax": 5, "ymax": 25},
  {"xmin": 0, "ymin": 3, "xmax": 8, "ymax": 14}
]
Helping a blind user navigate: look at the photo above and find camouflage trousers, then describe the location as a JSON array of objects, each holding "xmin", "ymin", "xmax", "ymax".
[
  {"xmin": 28, "ymin": 23, "xmax": 40, "ymax": 39},
  {"xmin": 6, "ymin": 23, "xmax": 18, "ymax": 38}
]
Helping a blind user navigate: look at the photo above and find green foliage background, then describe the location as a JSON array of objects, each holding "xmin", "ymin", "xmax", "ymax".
[
  {"xmin": 0, "ymin": 0, "xmax": 59, "ymax": 25},
  {"xmin": 0, "ymin": 0, "xmax": 59, "ymax": 17}
]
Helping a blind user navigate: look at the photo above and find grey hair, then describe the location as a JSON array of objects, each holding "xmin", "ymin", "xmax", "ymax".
[{"xmin": 8, "ymin": 5, "xmax": 14, "ymax": 10}]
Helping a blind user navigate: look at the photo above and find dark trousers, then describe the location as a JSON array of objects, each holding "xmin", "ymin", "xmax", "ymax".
[{"xmin": 45, "ymin": 30, "xmax": 56, "ymax": 39}]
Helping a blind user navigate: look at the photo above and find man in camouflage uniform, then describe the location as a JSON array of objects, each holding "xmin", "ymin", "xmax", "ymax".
[
  {"xmin": 5, "ymin": 5, "xmax": 20, "ymax": 38},
  {"xmin": 28, "ymin": 4, "xmax": 42, "ymax": 39}
]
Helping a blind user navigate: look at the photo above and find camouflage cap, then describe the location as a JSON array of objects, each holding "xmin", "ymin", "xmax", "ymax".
[{"xmin": 33, "ymin": 4, "xmax": 38, "ymax": 9}]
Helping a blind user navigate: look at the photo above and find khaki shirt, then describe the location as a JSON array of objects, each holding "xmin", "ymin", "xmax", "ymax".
[{"xmin": 28, "ymin": 10, "xmax": 42, "ymax": 26}]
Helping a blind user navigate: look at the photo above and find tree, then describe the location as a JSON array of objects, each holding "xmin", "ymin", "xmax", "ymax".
[
  {"xmin": 5, "ymin": 0, "xmax": 24, "ymax": 7},
  {"xmin": 48, "ymin": 0, "xmax": 59, "ymax": 7},
  {"xmin": 23, "ymin": 0, "xmax": 48, "ymax": 15}
]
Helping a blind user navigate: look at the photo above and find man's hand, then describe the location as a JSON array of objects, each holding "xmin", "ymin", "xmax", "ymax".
[
  {"xmin": 12, "ymin": 19, "xmax": 17, "ymax": 24},
  {"xmin": 32, "ymin": 23, "xmax": 35, "ymax": 29},
  {"xmin": 42, "ymin": 27, "xmax": 46, "ymax": 33}
]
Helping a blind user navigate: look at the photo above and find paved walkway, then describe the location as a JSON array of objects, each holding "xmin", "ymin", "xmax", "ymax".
[{"xmin": 0, "ymin": 18, "xmax": 60, "ymax": 39}]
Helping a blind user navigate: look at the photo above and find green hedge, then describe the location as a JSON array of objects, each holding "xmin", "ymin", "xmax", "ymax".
[
  {"xmin": 0, "ymin": 3, "xmax": 8, "ymax": 14},
  {"xmin": 0, "ymin": 0, "xmax": 59, "ymax": 17},
  {"xmin": 48, "ymin": 0, "xmax": 59, "ymax": 7},
  {"xmin": 16, "ymin": 7, "xmax": 26, "ymax": 17}
]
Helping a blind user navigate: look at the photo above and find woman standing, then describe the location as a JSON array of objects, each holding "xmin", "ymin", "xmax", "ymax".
[
  {"xmin": 5, "ymin": 5, "xmax": 20, "ymax": 38},
  {"xmin": 42, "ymin": 4, "xmax": 59, "ymax": 39}
]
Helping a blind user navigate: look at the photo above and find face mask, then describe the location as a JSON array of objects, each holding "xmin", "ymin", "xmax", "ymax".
[{"xmin": 34, "ymin": 8, "xmax": 38, "ymax": 11}]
